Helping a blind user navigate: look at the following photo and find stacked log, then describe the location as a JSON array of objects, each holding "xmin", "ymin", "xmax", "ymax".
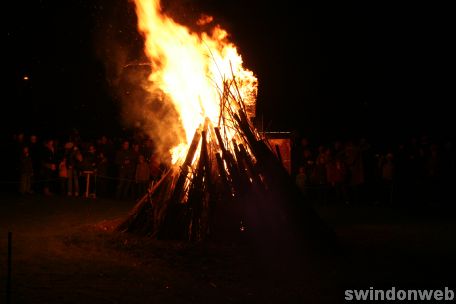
[{"xmin": 117, "ymin": 77, "xmax": 335, "ymax": 253}]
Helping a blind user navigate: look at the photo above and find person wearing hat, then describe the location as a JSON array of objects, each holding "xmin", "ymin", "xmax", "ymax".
[{"xmin": 64, "ymin": 141, "xmax": 81, "ymax": 197}]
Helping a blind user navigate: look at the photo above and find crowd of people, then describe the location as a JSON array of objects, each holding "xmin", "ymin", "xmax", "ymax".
[
  {"xmin": 292, "ymin": 136, "xmax": 455, "ymax": 205},
  {"xmin": 5, "ymin": 130, "xmax": 165, "ymax": 200},
  {"xmin": 3, "ymin": 130, "xmax": 454, "ymax": 206}
]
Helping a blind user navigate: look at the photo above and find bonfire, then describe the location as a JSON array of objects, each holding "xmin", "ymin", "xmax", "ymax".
[{"xmin": 117, "ymin": 0, "xmax": 332, "ymax": 249}]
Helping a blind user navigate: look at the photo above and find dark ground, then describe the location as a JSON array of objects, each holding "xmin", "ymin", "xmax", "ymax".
[{"xmin": 0, "ymin": 193, "xmax": 455, "ymax": 303}]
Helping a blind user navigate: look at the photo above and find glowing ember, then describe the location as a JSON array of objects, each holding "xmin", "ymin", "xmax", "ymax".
[{"xmin": 134, "ymin": 0, "xmax": 258, "ymax": 164}]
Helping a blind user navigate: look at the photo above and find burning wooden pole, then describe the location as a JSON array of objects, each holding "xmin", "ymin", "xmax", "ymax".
[
  {"xmin": 238, "ymin": 143, "xmax": 263, "ymax": 189},
  {"xmin": 171, "ymin": 126, "xmax": 202, "ymax": 203},
  {"xmin": 187, "ymin": 130, "xmax": 208, "ymax": 241},
  {"xmin": 116, "ymin": 168, "xmax": 173, "ymax": 234},
  {"xmin": 157, "ymin": 126, "xmax": 202, "ymax": 239},
  {"xmin": 215, "ymin": 152, "xmax": 229, "ymax": 191},
  {"xmin": 214, "ymin": 127, "xmax": 242, "ymax": 195}
]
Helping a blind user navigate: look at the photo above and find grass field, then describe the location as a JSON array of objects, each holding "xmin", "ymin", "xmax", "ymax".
[{"xmin": 0, "ymin": 193, "xmax": 454, "ymax": 303}]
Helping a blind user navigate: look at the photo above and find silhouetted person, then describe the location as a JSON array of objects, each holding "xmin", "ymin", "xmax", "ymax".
[
  {"xmin": 58, "ymin": 156, "xmax": 68, "ymax": 195},
  {"xmin": 64, "ymin": 142, "xmax": 81, "ymax": 197},
  {"xmin": 96, "ymin": 152, "xmax": 109, "ymax": 197},
  {"xmin": 28, "ymin": 134, "xmax": 41, "ymax": 192},
  {"xmin": 115, "ymin": 140, "xmax": 135, "ymax": 199},
  {"xmin": 393, "ymin": 143, "xmax": 408, "ymax": 204},
  {"xmin": 379, "ymin": 152, "xmax": 395, "ymax": 204},
  {"xmin": 360, "ymin": 138, "xmax": 376, "ymax": 203},
  {"xmin": 135, "ymin": 155, "xmax": 150, "ymax": 199},
  {"xmin": 441, "ymin": 141, "xmax": 454, "ymax": 204},
  {"xmin": 19, "ymin": 146, "xmax": 33, "ymax": 194},
  {"xmin": 12, "ymin": 132, "xmax": 26, "ymax": 183},
  {"xmin": 315, "ymin": 146, "xmax": 329, "ymax": 203},
  {"xmin": 41, "ymin": 139, "xmax": 57, "ymax": 196},
  {"xmin": 344, "ymin": 140, "xmax": 364, "ymax": 204},
  {"xmin": 296, "ymin": 166, "xmax": 307, "ymax": 196},
  {"xmin": 425, "ymin": 143, "xmax": 442, "ymax": 203},
  {"xmin": 327, "ymin": 156, "xmax": 348, "ymax": 204},
  {"xmin": 81, "ymin": 144, "xmax": 97, "ymax": 198}
]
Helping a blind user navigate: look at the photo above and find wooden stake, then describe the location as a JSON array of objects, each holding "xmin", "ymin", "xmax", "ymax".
[
  {"xmin": 215, "ymin": 152, "xmax": 229, "ymax": 187},
  {"xmin": 116, "ymin": 169, "xmax": 173, "ymax": 232},
  {"xmin": 239, "ymin": 143, "xmax": 263, "ymax": 188},
  {"xmin": 7, "ymin": 232, "xmax": 12, "ymax": 304},
  {"xmin": 171, "ymin": 126, "xmax": 202, "ymax": 203},
  {"xmin": 213, "ymin": 127, "xmax": 241, "ymax": 190}
]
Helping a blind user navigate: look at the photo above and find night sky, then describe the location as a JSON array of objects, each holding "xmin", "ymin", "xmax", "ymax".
[{"xmin": 3, "ymin": 0, "xmax": 454, "ymax": 141}]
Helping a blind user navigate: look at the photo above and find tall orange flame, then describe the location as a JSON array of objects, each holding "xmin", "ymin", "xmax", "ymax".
[{"xmin": 134, "ymin": 0, "xmax": 258, "ymax": 163}]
